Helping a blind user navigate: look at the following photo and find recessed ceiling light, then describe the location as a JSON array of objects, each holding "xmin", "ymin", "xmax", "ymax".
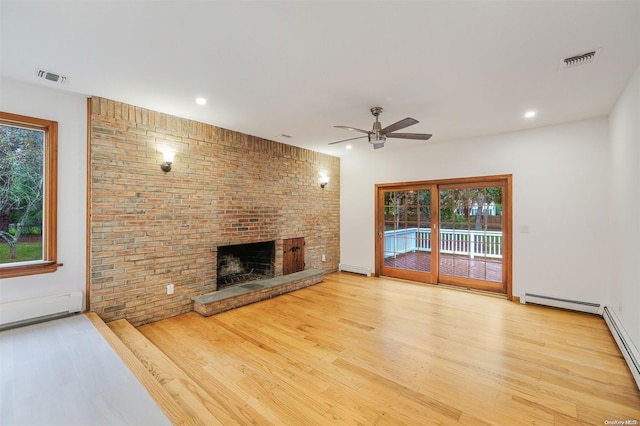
[
  {"xmin": 345, "ymin": 145, "xmax": 353, "ymax": 150},
  {"xmin": 524, "ymin": 111, "xmax": 536, "ymax": 118},
  {"xmin": 195, "ymin": 97, "xmax": 207, "ymax": 105}
]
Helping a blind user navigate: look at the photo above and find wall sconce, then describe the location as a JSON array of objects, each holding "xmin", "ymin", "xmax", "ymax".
[
  {"xmin": 319, "ymin": 173, "xmax": 330, "ymax": 189},
  {"xmin": 160, "ymin": 150, "xmax": 175, "ymax": 172}
]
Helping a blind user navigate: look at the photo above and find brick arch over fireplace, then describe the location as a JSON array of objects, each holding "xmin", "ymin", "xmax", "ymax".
[{"xmin": 88, "ymin": 97, "xmax": 340, "ymax": 326}]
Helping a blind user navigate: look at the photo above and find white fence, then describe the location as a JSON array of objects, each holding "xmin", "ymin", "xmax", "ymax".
[{"xmin": 384, "ymin": 228, "xmax": 502, "ymax": 259}]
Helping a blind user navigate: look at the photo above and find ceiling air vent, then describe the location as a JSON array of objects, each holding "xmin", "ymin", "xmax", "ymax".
[
  {"xmin": 34, "ymin": 68, "xmax": 69, "ymax": 84},
  {"xmin": 560, "ymin": 48, "xmax": 601, "ymax": 70}
]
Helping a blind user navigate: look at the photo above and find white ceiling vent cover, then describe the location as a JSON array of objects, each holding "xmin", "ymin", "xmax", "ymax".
[
  {"xmin": 34, "ymin": 68, "xmax": 70, "ymax": 84},
  {"xmin": 560, "ymin": 48, "xmax": 602, "ymax": 70}
]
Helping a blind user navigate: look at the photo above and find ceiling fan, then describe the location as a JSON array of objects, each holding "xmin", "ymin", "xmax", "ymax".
[{"xmin": 329, "ymin": 107, "xmax": 432, "ymax": 149}]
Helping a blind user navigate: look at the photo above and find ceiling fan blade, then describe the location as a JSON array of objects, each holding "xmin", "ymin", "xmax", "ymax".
[
  {"xmin": 334, "ymin": 125, "xmax": 370, "ymax": 134},
  {"xmin": 328, "ymin": 135, "xmax": 368, "ymax": 145},
  {"xmin": 386, "ymin": 132, "xmax": 432, "ymax": 141},
  {"xmin": 380, "ymin": 117, "xmax": 419, "ymax": 134}
]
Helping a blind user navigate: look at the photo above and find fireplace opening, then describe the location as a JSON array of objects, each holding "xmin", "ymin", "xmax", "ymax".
[{"xmin": 217, "ymin": 241, "xmax": 275, "ymax": 290}]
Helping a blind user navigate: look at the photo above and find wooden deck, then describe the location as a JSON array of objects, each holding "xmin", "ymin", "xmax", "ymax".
[
  {"xmin": 126, "ymin": 272, "xmax": 639, "ymax": 424},
  {"xmin": 385, "ymin": 251, "xmax": 503, "ymax": 282}
]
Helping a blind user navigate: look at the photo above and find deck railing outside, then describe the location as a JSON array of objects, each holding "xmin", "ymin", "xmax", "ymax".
[{"xmin": 384, "ymin": 228, "xmax": 503, "ymax": 259}]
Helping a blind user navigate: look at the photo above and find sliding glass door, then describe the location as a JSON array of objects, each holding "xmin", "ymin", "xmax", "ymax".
[{"xmin": 375, "ymin": 176, "xmax": 511, "ymax": 297}]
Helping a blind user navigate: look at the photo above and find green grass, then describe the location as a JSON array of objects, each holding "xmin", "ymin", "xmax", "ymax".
[{"xmin": 0, "ymin": 242, "xmax": 43, "ymax": 264}]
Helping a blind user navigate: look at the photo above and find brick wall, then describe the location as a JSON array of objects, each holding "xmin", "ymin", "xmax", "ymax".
[{"xmin": 89, "ymin": 97, "xmax": 340, "ymax": 326}]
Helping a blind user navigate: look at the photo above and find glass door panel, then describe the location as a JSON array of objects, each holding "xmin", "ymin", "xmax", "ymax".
[
  {"xmin": 379, "ymin": 188, "xmax": 435, "ymax": 283},
  {"xmin": 438, "ymin": 184, "xmax": 505, "ymax": 292}
]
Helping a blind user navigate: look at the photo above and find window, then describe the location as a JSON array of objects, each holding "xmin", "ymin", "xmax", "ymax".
[{"xmin": 0, "ymin": 112, "xmax": 58, "ymax": 278}]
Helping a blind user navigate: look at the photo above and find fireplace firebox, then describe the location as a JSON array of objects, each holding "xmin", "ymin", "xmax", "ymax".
[{"xmin": 216, "ymin": 241, "xmax": 275, "ymax": 289}]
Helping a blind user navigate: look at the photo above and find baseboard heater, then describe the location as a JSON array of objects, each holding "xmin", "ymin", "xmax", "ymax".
[
  {"xmin": 339, "ymin": 264, "xmax": 372, "ymax": 277},
  {"xmin": 0, "ymin": 292, "xmax": 83, "ymax": 331},
  {"xmin": 521, "ymin": 293, "xmax": 602, "ymax": 315},
  {"xmin": 603, "ymin": 307, "xmax": 640, "ymax": 390}
]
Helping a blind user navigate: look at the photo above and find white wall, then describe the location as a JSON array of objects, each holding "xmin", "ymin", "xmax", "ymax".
[
  {"xmin": 609, "ymin": 63, "xmax": 640, "ymax": 352},
  {"xmin": 340, "ymin": 117, "xmax": 611, "ymax": 304},
  {"xmin": 0, "ymin": 78, "xmax": 87, "ymax": 307}
]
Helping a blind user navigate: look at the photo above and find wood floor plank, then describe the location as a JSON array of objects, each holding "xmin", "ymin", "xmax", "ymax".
[
  {"xmin": 136, "ymin": 272, "xmax": 640, "ymax": 425},
  {"xmin": 138, "ymin": 316, "xmax": 285, "ymax": 425},
  {"xmin": 107, "ymin": 318, "xmax": 264, "ymax": 425}
]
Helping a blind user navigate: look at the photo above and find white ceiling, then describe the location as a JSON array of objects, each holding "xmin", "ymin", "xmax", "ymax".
[{"xmin": 1, "ymin": 1, "xmax": 639, "ymax": 157}]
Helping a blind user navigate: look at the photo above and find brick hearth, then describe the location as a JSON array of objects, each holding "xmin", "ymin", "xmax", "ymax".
[{"xmin": 192, "ymin": 269, "xmax": 324, "ymax": 316}]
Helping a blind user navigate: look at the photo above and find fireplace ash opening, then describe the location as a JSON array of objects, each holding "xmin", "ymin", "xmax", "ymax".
[{"xmin": 216, "ymin": 241, "xmax": 275, "ymax": 290}]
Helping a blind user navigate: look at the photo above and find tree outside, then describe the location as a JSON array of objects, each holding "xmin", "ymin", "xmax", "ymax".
[
  {"xmin": 384, "ymin": 190, "xmax": 431, "ymax": 231},
  {"xmin": 384, "ymin": 187, "xmax": 503, "ymax": 232},
  {"xmin": 0, "ymin": 123, "xmax": 44, "ymax": 263},
  {"xmin": 440, "ymin": 187, "xmax": 502, "ymax": 232}
]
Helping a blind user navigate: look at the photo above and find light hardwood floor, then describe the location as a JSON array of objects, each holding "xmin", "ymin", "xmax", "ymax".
[{"xmin": 137, "ymin": 272, "xmax": 640, "ymax": 425}]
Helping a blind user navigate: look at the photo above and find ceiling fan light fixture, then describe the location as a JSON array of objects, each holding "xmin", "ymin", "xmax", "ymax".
[{"xmin": 370, "ymin": 137, "xmax": 385, "ymax": 149}]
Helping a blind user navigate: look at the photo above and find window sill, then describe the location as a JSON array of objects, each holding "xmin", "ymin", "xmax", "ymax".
[{"xmin": 0, "ymin": 261, "xmax": 59, "ymax": 279}]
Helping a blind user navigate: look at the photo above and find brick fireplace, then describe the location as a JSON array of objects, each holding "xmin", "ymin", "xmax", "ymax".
[{"xmin": 89, "ymin": 97, "xmax": 340, "ymax": 326}]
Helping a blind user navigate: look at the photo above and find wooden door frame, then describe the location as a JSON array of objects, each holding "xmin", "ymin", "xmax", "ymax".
[{"xmin": 375, "ymin": 174, "xmax": 512, "ymax": 300}]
